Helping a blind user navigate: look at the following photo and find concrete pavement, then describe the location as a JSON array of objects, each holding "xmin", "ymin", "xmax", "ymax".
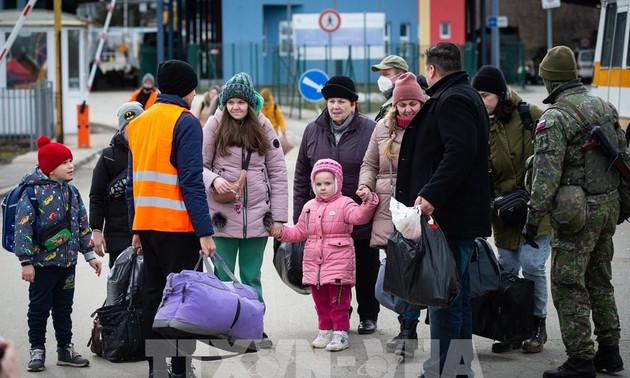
[{"xmin": 2, "ymin": 85, "xmax": 628, "ymax": 377}]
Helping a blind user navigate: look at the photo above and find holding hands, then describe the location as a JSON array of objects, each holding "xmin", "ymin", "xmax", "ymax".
[
  {"xmin": 270, "ymin": 223, "xmax": 283, "ymax": 239},
  {"xmin": 356, "ymin": 185, "xmax": 372, "ymax": 203}
]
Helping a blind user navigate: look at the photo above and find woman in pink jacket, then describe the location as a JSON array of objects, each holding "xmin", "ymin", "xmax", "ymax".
[
  {"xmin": 273, "ymin": 159, "xmax": 378, "ymax": 352},
  {"xmin": 357, "ymin": 72, "xmax": 427, "ymax": 359},
  {"xmin": 202, "ymin": 72, "xmax": 288, "ymax": 348}
]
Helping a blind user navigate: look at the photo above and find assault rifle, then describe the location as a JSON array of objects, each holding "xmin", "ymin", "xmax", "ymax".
[{"xmin": 581, "ymin": 125, "xmax": 630, "ymax": 183}]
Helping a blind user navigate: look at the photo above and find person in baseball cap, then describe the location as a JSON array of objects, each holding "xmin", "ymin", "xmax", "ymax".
[
  {"xmin": 371, "ymin": 55, "xmax": 409, "ymax": 72},
  {"xmin": 372, "ymin": 55, "xmax": 410, "ymax": 122}
]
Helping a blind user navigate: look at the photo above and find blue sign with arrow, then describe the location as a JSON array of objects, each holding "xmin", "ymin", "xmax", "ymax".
[{"xmin": 298, "ymin": 69, "xmax": 329, "ymax": 102}]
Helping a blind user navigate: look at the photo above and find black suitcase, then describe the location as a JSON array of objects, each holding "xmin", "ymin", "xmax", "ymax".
[{"xmin": 472, "ymin": 272, "xmax": 534, "ymax": 343}]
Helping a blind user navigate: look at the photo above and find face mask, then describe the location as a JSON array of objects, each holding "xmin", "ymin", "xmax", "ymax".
[{"xmin": 377, "ymin": 75, "xmax": 394, "ymax": 93}]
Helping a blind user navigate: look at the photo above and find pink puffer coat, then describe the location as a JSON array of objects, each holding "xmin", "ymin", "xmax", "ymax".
[
  {"xmin": 202, "ymin": 109, "xmax": 289, "ymax": 238},
  {"xmin": 279, "ymin": 159, "xmax": 379, "ymax": 286}
]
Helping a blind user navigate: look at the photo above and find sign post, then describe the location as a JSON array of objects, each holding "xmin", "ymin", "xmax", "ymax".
[
  {"xmin": 542, "ymin": 0, "xmax": 561, "ymax": 50},
  {"xmin": 299, "ymin": 69, "xmax": 329, "ymax": 115}
]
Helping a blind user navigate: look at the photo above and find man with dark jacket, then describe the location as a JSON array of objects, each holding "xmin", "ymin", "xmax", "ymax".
[
  {"xmin": 396, "ymin": 42, "xmax": 491, "ymax": 377},
  {"xmin": 126, "ymin": 60, "xmax": 216, "ymax": 378}
]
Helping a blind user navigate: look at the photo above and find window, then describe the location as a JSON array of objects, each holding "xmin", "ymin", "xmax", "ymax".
[
  {"xmin": 262, "ymin": 20, "xmax": 267, "ymax": 56},
  {"xmin": 384, "ymin": 22, "xmax": 391, "ymax": 53},
  {"xmin": 5, "ymin": 32, "xmax": 48, "ymax": 89},
  {"xmin": 400, "ymin": 23, "xmax": 410, "ymax": 41},
  {"xmin": 612, "ymin": 11, "xmax": 627, "ymax": 67},
  {"xmin": 440, "ymin": 22, "xmax": 451, "ymax": 40},
  {"xmin": 601, "ymin": 2, "xmax": 617, "ymax": 67},
  {"xmin": 400, "ymin": 23, "xmax": 410, "ymax": 56},
  {"xmin": 279, "ymin": 20, "xmax": 293, "ymax": 57},
  {"xmin": 68, "ymin": 30, "xmax": 80, "ymax": 89}
]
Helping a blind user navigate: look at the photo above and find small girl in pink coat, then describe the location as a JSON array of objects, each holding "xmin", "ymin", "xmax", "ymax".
[{"xmin": 272, "ymin": 158, "xmax": 379, "ymax": 351}]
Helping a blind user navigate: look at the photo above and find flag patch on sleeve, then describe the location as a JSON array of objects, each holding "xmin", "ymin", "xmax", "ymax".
[{"xmin": 535, "ymin": 119, "xmax": 547, "ymax": 133}]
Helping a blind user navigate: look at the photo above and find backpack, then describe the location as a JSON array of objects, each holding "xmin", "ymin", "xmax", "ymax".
[{"xmin": 2, "ymin": 183, "xmax": 39, "ymax": 252}]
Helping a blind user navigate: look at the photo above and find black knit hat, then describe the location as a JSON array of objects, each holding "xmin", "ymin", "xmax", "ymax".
[
  {"xmin": 471, "ymin": 65, "xmax": 507, "ymax": 97},
  {"xmin": 321, "ymin": 75, "xmax": 359, "ymax": 102},
  {"xmin": 157, "ymin": 60, "xmax": 198, "ymax": 98}
]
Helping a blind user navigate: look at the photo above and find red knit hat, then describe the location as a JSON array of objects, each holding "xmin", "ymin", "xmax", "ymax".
[
  {"xmin": 392, "ymin": 72, "xmax": 425, "ymax": 105},
  {"xmin": 37, "ymin": 136, "xmax": 73, "ymax": 175}
]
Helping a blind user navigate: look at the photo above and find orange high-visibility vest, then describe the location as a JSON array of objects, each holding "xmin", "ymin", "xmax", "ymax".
[
  {"xmin": 128, "ymin": 88, "xmax": 158, "ymax": 109},
  {"xmin": 127, "ymin": 103, "xmax": 195, "ymax": 232}
]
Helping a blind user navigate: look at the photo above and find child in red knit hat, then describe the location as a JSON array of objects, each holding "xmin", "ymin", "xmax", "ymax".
[{"xmin": 14, "ymin": 135, "xmax": 101, "ymax": 372}]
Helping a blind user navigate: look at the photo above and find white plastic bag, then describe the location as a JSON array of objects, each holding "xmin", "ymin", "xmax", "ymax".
[{"xmin": 389, "ymin": 197, "xmax": 422, "ymax": 242}]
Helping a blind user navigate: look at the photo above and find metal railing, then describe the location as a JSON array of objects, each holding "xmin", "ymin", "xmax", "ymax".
[{"xmin": 0, "ymin": 81, "xmax": 55, "ymax": 152}]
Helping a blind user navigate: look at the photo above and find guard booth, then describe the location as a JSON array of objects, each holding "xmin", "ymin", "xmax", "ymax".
[{"xmin": 0, "ymin": 10, "xmax": 88, "ymax": 146}]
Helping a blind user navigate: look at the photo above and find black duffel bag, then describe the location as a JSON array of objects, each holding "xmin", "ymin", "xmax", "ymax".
[
  {"xmin": 92, "ymin": 303, "xmax": 145, "ymax": 362},
  {"xmin": 88, "ymin": 253, "xmax": 145, "ymax": 362},
  {"xmin": 272, "ymin": 240, "xmax": 310, "ymax": 295},
  {"xmin": 472, "ymin": 272, "xmax": 534, "ymax": 344}
]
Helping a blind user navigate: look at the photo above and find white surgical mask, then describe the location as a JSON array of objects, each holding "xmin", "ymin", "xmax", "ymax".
[{"xmin": 377, "ymin": 75, "xmax": 394, "ymax": 93}]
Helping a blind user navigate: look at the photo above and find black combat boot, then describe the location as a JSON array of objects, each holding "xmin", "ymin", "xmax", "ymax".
[
  {"xmin": 594, "ymin": 344, "xmax": 624, "ymax": 373},
  {"xmin": 542, "ymin": 357, "xmax": 596, "ymax": 378},
  {"xmin": 394, "ymin": 319, "xmax": 419, "ymax": 359},
  {"xmin": 523, "ymin": 316, "xmax": 547, "ymax": 353},
  {"xmin": 386, "ymin": 316, "xmax": 403, "ymax": 353}
]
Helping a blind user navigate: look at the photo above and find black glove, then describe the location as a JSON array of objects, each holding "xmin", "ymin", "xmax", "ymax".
[
  {"xmin": 522, "ymin": 224, "xmax": 539, "ymax": 249},
  {"xmin": 617, "ymin": 212, "xmax": 629, "ymax": 225}
]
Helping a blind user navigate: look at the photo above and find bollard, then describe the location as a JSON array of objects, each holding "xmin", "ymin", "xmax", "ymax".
[{"xmin": 77, "ymin": 103, "xmax": 90, "ymax": 148}]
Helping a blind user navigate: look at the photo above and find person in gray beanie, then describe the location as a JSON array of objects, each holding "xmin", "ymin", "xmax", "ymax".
[
  {"xmin": 89, "ymin": 101, "xmax": 144, "ymax": 269},
  {"xmin": 294, "ymin": 75, "xmax": 381, "ymax": 336},
  {"xmin": 524, "ymin": 45, "xmax": 626, "ymax": 378},
  {"xmin": 128, "ymin": 72, "xmax": 158, "ymax": 109},
  {"xmin": 116, "ymin": 101, "xmax": 144, "ymax": 132}
]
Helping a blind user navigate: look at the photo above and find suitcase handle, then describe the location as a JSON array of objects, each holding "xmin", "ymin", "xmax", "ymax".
[{"xmin": 196, "ymin": 254, "xmax": 243, "ymax": 288}]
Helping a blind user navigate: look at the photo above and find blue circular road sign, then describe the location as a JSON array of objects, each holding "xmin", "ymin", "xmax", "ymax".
[{"xmin": 298, "ymin": 69, "xmax": 329, "ymax": 103}]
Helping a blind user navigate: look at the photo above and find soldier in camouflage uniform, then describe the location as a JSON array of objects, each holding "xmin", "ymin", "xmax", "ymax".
[{"xmin": 522, "ymin": 45, "xmax": 625, "ymax": 378}]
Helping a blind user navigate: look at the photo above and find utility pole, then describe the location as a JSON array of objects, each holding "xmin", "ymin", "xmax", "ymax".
[
  {"xmin": 490, "ymin": 0, "xmax": 500, "ymax": 67},
  {"xmin": 54, "ymin": 0, "xmax": 63, "ymax": 143}
]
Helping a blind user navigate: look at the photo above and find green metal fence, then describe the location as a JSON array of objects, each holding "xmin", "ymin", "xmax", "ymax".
[{"xmin": 141, "ymin": 41, "xmax": 527, "ymax": 115}]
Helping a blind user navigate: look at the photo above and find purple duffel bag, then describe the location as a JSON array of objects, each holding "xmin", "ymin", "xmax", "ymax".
[{"xmin": 152, "ymin": 254, "xmax": 264, "ymax": 344}]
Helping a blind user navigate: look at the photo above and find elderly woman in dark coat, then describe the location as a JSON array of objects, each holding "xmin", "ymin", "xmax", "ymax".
[{"xmin": 293, "ymin": 75, "xmax": 379, "ymax": 334}]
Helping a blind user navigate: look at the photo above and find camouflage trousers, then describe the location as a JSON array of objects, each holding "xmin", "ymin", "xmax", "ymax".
[{"xmin": 550, "ymin": 197, "xmax": 621, "ymax": 360}]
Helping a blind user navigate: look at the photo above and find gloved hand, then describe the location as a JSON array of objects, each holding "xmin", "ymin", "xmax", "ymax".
[{"xmin": 522, "ymin": 224, "xmax": 539, "ymax": 249}]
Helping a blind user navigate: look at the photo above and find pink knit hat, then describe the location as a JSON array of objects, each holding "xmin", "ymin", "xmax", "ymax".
[
  {"xmin": 392, "ymin": 72, "xmax": 425, "ymax": 105},
  {"xmin": 311, "ymin": 158, "xmax": 343, "ymax": 197}
]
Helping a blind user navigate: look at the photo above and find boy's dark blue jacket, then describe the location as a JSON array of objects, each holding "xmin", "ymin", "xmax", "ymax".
[{"xmin": 15, "ymin": 169, "xmax": 96, "ymax": 267}]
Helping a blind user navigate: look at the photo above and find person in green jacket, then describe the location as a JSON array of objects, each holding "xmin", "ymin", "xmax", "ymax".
[{"xmin": 472, "ymin": 65, "xmax": 552, "ymax": 354}]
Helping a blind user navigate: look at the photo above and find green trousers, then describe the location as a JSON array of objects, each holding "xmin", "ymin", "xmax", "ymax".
[
  {"xmin": 213, "ymin": 237, "xmax": 268, "ymax": 302},
  {"xmin": 551, "ymin": 199, "xmax": 621, "ymax": 360}
]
